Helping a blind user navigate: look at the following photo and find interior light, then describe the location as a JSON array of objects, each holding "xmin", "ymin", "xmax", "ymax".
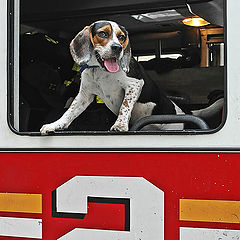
[
  {"xmin": 132, "ymin": 10, "xmax": 184, "ymax": 23},
  {"xmin": 182, "ymin": 17, "xmax": 210, "ymax": 27}
]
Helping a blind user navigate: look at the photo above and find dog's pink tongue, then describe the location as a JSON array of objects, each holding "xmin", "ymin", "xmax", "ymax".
[{"xmin": 104, "ymin": 59, "xmax": 119, "ymax": 73}]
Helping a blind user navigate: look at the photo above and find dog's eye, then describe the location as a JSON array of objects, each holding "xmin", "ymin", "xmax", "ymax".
[
  {"xmin": 97, "ymin": 31, "xmax": 109, "ymax": 38},
  {"xmin": 117, "ymin": 34, "xmax": 126, "ymax": 42}
]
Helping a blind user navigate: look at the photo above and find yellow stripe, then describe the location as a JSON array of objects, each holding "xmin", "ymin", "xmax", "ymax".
[
  {"xmin": 0, "ymin": 193, "xmax": 42, "ymax": 213},
  {"xmin": 180, "ymin": 199, "xmax": 240, "ymax": 223}
]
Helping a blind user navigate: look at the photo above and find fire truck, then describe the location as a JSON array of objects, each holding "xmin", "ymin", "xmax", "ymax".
[{"xmin": 1, "ymin": 0, "xmax": 240, "ymax": 239}]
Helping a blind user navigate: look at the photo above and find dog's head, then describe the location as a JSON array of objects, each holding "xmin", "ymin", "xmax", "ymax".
[{"xmin": 70, "ymin": 20, "xmax": 131, "ymax": 73}]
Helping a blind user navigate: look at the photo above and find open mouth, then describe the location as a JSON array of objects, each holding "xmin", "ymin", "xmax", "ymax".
[{"xmin": 95, "ymin": 52, "xmax": 119, "ymax": 73}]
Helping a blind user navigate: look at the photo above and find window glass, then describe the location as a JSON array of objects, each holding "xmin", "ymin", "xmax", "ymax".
[{"xmin": 10, "ymin": 0, "xmax": 225, "ymax": 134}]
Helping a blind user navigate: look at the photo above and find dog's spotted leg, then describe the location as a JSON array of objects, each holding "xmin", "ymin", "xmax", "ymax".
[
  {"xmin": 40, "ymin": 87, "xmax": 94, "ymax": 135},
  {"xmin": 110, "ymin": 78, "xmax": 144, "ymax": 131}
]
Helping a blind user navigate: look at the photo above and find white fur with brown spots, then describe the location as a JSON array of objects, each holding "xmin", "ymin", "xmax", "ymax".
[{"xmin": 40, "ymin": 20, "xmax": 184, "ymax": 134}]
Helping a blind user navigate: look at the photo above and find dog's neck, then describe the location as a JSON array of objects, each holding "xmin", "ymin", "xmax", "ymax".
[{"xmin": 78, "ymin": 64, "xmax": 99, "ymax": 73}]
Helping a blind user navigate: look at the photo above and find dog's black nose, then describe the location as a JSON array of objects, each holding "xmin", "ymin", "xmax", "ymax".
[{"xmin": 111, "ymin": 43, "xmax": 122, "ymax": 53}]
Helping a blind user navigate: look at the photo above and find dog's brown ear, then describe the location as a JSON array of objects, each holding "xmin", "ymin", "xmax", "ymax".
[
  {"xmin": 120, "ymin": 37, "xmax": 131, "ymax": 73},
  {"xmin": 70, "ymin": 26, "xmax": 93, "ymax": 65}
]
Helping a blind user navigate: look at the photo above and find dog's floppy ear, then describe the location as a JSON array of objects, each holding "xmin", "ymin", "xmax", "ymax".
[
  {"xmin": 120, "ymin": 36, "xmax": 131, "ymax": 73},
  {"xmin": 70, "ymin": 26, "xmax": 93, "ymax": 65}
]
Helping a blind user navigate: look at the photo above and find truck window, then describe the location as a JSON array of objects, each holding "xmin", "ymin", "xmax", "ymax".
[{"xmin": 8, "ymin": 0, "xmax": 225, "ymax": 135}]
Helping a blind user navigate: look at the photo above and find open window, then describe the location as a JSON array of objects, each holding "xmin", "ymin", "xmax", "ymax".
[{"xmin": 9, "ymin": 0, "xmax": 225, "ymax": 134}]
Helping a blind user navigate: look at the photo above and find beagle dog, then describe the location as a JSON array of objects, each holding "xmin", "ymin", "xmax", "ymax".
[{"xmin": 40, "ymin": 20, "xmax": 184, "ymax": 134}]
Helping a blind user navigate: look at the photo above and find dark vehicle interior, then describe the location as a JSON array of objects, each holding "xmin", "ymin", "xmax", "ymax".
[{"xmin": 18, "ymin": 0, "xmax": 224, "ymax": 132}]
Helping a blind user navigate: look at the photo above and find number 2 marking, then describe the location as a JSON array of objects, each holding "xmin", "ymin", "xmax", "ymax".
[{"xmin": 53, "ymin": 176, "xmax": 164, "ymax": 240}]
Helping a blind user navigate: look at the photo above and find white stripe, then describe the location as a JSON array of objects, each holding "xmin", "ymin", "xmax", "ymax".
[
  {"xmin": 58, "ymin": 228, "xmax": 131, "ymax": 240},
  {"xmin": 0, "ymin": 217, "xmax": 42, "ymax": 239},
  {"xmin": 180, "ymin": 227, "xmax": 240, "ymax": 240}
]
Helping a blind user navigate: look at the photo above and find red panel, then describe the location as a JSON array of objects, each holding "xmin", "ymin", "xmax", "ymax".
[
  {"xmin": 50, "ymin": 202, "xmax": 125, "ymax": 239},
  {"xmin": 0, "ymin": 152, "xmax": 240, "ymax": 239}
]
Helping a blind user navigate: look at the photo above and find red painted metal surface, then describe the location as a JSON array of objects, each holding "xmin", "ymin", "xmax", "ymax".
[{"xmin": 0, "ymin": 152, "xmax": 239, "ymax": 239}]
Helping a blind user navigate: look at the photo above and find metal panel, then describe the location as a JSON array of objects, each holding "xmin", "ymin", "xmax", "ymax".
[{"xmin": 2, "ymin": 0, "xmax": 240, "ymax": 150}]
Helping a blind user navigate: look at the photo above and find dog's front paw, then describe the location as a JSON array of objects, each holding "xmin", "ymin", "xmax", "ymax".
[
  {"xmin": 110, "ymin": 122, "xmax": 129, "ymax": 132},
  {"xmin": 40, "ymin": 123, "xmax": 59, "ymax": 135}
]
